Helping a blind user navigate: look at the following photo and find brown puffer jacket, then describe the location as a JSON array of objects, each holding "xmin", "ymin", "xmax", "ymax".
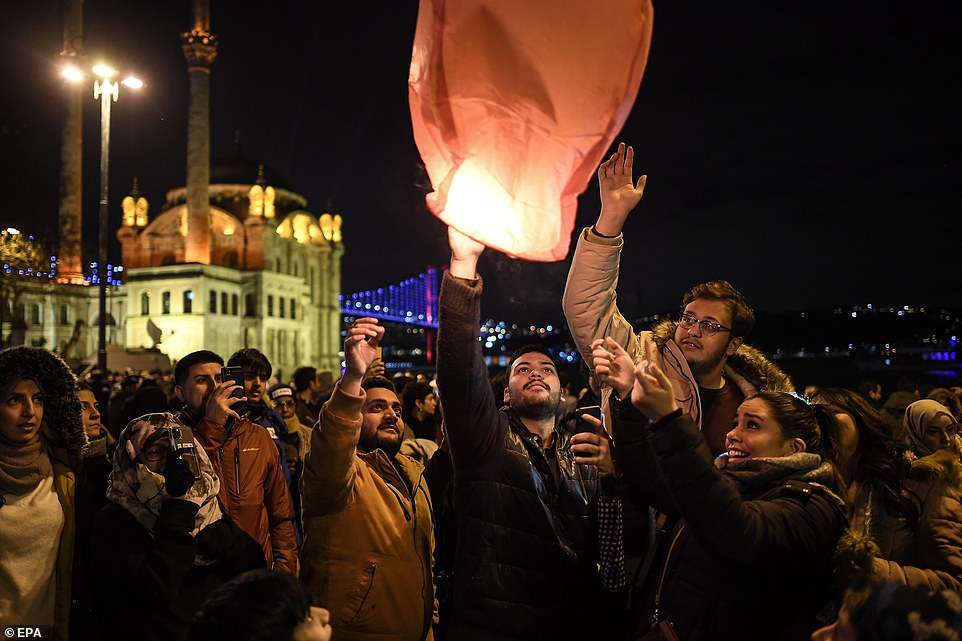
[
  {"xmin": 176, "ymin": 409, "xmax": 298, "ymax": 575},
  {"xmin": 857, "ymin": 449, "xmax": 962, "ymax": 591}
]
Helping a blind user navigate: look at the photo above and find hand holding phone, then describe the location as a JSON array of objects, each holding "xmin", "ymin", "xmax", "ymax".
[
  {"xmin": 220, "ymin": 366, "xmax": 248, "ymax": 414},
  {"xmin": 572, "ymin": 405, "xmax": 603, "ymax": 435}
]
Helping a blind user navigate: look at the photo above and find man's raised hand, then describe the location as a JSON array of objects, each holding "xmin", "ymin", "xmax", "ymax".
[
  {"xmin": 595, "ymin": 142, "xmax": 647, "ymax": 237},
  {"xmin": 342, "ymin": 318, "xmax": 385, "ymax": 394},
  {"xmin": 448, "ymin": 226, "xmax": 486, "ymax": 280}
]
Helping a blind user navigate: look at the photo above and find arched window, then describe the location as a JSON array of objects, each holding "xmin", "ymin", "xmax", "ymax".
[
  {"xmin": 231, "ymin": 293, "xmax": 239, "ymax": 316},
  {"xmin": 162, "ymin": 291, "xmax": 171, "ymax": 314},
  {"xmin": 290, "ymin": 298, "xmax": 296, "ymax": 320},
  {"xmin": 245, "ymin": 293, "xmax": 256, "ymax": 317},
  {"xmin": 222, "ymin": 251, "xmax": 239, "ymax": 268},
  {"xmin": 209, "ymin": 291, "xmax": 217, "ymax": 314},
  {"xmin": 267, "ymin": 295, "xmax": 274, "ymax": 317},
  {"xmin": 141, "ymin": 292, "xmax": 150, "ymax": 315},
  {"xmin": 183, "ymin": 290, "xmax": 194, "ymax": 314}
]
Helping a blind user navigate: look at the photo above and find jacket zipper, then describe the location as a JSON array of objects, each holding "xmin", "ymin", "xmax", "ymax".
[{"xmin": 234, "ymin": 447, "xmax": 241, "ymax": 495}]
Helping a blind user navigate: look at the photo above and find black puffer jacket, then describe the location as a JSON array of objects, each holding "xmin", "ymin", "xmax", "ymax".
[
  {"xmin": 437, "ymin": 273, "xmax": 601, "ymax": 641},
  {"xmin": 614, "ymin": 405, "xmax": 847, "ymax": 641}
]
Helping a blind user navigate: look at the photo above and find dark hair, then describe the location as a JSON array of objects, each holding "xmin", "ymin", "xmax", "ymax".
[
  {"xmin": 857, "ymin": 379, "xmax": 881, "ymax": 397},
  {"xmin": 750, "ymin": 391, "xmax": 835, "ymax": 455},
  {"xmin": 402, "ymin": 382, "xmax": 434, "ymax": 419},
  {"xmin": 927, "ymin": 387, "xmax": 962, "ymax": 421},
  {"xmin": 174, "ymin": 350, "xmax": 223, "ymax": 387},
  {"xmin": 813, "ymin": 388, "xmax": 913, "ymax": 522},
  {"xmin": 227, "ymin": 348, "xmax": 273, "ymax": 378},
  {"xmin": 846, "ymin": 582, "xmax": 962, "ymax": 641},
  {"xmin": 361, "ymin": 375, "xmax": 397, "ymax": 394},
  {"xmin": 489, "ymin": 370, "xmax": 508, "ymax": 405},
  {"xmin": 506, "ymin": 344, "xmax": 557, "ymax": 373},
  {"xmin": 187, "ymin": 568, "xmax": 310, "ymax": 641},
  {"xmin": 292, "ymin": 366, "xmax": 317, "ymax": 393},
  {"xmin": 683, "ymin": 280, "xmax": 755, "ymax": 339}
]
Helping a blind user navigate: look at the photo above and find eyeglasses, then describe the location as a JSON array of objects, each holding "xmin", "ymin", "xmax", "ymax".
[
  {"xmin": 677, "ymin": 313, "xmax": 733, "ymax": 337},
  {"xmin": 275, "ymin": 400, "xmax": 296, "ymax": 408}
]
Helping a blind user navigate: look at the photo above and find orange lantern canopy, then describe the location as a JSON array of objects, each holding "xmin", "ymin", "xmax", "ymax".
[{"xmin": 409, "ymin": 1, "xmax": 654, "ymax": 261}]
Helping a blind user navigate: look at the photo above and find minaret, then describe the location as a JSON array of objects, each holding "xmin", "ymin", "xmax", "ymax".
[
  {"xmin": 57, "ymin": 0, "xmax": 84, "ymax": 283},
  {"xmin": 180, "ymin": 0, "xmax": 217, "ymax": 264}
]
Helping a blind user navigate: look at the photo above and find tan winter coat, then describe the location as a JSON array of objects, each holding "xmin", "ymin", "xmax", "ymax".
[
  {"xmin": 300, "ymin": 384, "xmax": 435, "ymax": 641},
  {"xmin": 862, "ymin": 449, "xmax": 962, "ymax": 591},
  {"xmin": 562, "ymin": 226, "xmax": 793, "ymax": 426}
]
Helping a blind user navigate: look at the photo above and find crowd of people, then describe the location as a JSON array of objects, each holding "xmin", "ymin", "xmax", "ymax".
[{"xmin": 2, "ymin": 143, "xmax": 961, "ymax": 640}]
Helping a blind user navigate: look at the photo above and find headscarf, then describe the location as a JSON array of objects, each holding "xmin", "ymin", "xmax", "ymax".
[
  {"xmin": 904, "ymin": 399, "xmax": 956, "ymax": 456},
  {"xmin": 106, "ymin": 412, "xmax": 222, "ymax": 536}
]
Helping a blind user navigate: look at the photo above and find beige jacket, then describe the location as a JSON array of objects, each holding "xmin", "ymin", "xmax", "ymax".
[
  {"xmin": 562, "ymin": 226, "xmax": 793, "ymax": 426},
  {"xmin": 300, "ymin": 384, "xmax": 435, "ymax": 641}
]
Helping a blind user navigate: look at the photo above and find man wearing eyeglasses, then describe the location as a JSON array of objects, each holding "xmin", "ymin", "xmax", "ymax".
[{"xmin": 563, "ymin": 142, "xmax": 793, "ymax": 455}]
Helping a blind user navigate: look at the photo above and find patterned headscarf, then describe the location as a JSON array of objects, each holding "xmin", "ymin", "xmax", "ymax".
[
  {"xmin": 904, "ymin": 399, "xmax": 956, "ymax": 456},
  {"xmin": 106, "ymin": 412, "xmax": 222, "ymax": 536}
]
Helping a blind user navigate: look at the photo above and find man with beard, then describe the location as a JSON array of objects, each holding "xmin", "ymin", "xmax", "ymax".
[
  {"xmin": 436, "ymin": 228, "xmax": 612, "ymax": 641},
  {"xmin": 300, "ymin": 318, "xmax": 435, "ymax": 641},
  {"xmin": 563, "ymin": 142, "xmax": 793, "ymax": 455}
]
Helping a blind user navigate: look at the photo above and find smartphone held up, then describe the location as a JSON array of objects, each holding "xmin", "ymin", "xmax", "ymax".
[
  {"xmin": 221, "ymin": 365, "xmax": 248, "ymax": 415},
  {"xmin": 572, "ymin": 405, "xmax": 603, "ymax": 436}
]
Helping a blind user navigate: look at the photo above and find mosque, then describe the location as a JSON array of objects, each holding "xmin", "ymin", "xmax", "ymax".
[{"xmin": 1, "ymin": 0, "xmax": 344, "ymax": 378}]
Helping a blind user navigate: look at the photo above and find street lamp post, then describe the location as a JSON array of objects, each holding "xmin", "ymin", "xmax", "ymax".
[{"xmin": 88, "ymin": 65, "xmax": 142, "ymax": 373}]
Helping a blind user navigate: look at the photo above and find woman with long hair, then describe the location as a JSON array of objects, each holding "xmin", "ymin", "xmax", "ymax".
[
  {"xmin": 816, "ymin": 389, "xmax": 962, "ymax": 592},
  {"xmin": 592, "ymin": 338, "xmax": 847, "ymax": 641}
]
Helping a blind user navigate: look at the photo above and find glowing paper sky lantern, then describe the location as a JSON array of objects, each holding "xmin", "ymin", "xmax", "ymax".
[{"xmin": 409, "ymin": 1, "xmax": 654, "ymax": 261}]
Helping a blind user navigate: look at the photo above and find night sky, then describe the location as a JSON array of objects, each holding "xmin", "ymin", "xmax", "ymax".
[{"xmin": 2, "ymin": 1, "xmax": 960, "ymax": 325}]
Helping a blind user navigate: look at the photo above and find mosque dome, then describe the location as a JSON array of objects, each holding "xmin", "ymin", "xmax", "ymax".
[{"xmin": 210, "ymin": 131, "xmax": 290, "ymax": 189}]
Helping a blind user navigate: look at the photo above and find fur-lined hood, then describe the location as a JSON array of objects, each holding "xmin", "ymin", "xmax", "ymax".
[
  {"xmin": 0, "ymin": 346, "xmax": 84, "ymax": 465},
  {"xmin": 908, "ymin": 449, "xmax": 962, "ymax": 491},
  {"xmin": 650, "ymin": 319, "xmax": 795, "ymax": 394}
]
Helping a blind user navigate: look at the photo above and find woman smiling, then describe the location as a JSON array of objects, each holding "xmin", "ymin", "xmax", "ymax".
[{"xmin": 592, "ymin": 338, "xmax": 847, "ymax": 641}]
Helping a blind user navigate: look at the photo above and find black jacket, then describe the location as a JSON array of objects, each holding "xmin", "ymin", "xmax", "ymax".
[
  {"xmin": 437, "ymin": 273, "xmax": 601, "ymax": 641},
  {"xmin": 91, "ymin": 499, "xmax": 264, "ymax": 641},
  {"xmin": 614, "ymin": 405, "xmax": 846, "ymax": 641}
]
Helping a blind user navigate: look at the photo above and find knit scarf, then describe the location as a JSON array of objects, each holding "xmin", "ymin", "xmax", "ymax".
[
  {"xmin": 715, "ymin": 451, "xmax": 842, "ymax": 503},
  {"xmin": 0, "ymin": 432, "xmax": 52, "ymax": 496}
]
